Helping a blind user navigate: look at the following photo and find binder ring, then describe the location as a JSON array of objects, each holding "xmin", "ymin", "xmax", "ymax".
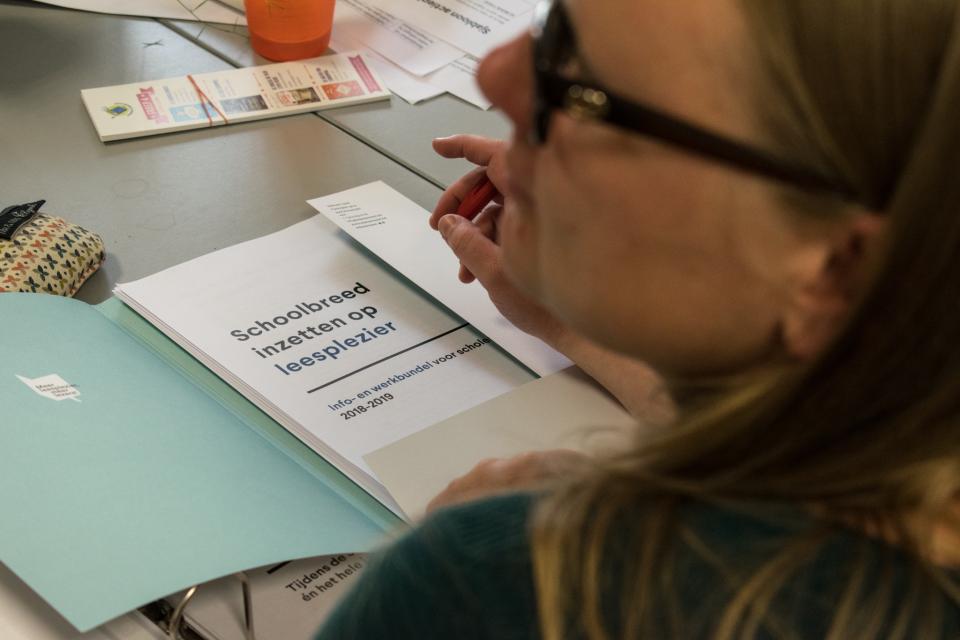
[
  {"xmin": 166, "ymin": 585, "xmax": 198, "ymax": 639},
  {"xmin": 161, "ymin": 573, "xmax": 256, "ymax": 639},
  {"xmin": 236, "ymin": 571, "xmax": 256, "ymax": 640}
]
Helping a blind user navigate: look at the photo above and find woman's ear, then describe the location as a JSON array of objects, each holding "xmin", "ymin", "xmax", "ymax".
[{"xmin": 781, "ymin": 213, "xmax": 887, "ymax": 360}]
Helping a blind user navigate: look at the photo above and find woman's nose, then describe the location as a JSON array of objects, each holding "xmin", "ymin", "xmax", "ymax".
[{"xmin": 477, "ymin": 34, "xmax": 535, "ymax": 139}]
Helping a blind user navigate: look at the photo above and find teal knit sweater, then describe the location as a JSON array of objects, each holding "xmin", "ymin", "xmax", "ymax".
[{"xmin": 317, "ymin": 493, "xmax": 959, "ymax": 639}]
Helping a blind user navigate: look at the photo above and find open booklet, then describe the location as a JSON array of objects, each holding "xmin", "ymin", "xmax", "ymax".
[
  {"xmin": 1, "ymin": 181, "xmax": 569, "ymax": 632},
  {"xmin": 1, "ymin": 293, "xmax": 392, "ymax": 633},
  {"xmin": 113, "ymin": 204, "xmax": 554, "ymax": 512}
]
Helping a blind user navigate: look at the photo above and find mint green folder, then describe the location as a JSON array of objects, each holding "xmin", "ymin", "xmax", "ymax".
[{"xmin": 0, "ymin": 293, "xmax": 400, "ymax": 632}]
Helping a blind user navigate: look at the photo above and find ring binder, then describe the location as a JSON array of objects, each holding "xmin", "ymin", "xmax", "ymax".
[
  {"xmin": 167, "ymin": 585, "xmax": 199, "ymax": 639},
  {"xmin": 140, "ymin": 573, "xmax": 256, "ymax": 640},
  {"xmin": 238, "ymin": 572, "xmax": 255, "ymax": 640}
]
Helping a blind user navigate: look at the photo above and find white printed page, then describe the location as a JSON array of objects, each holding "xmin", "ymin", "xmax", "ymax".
[
  {"xmin": 358, "ymin": 0, "xmax": 535, "ymax": 58},
  {"xmin": 426, "ymin": 54, "xmax": 490, "ymax": 109},
  {"xmin": 33, "ymin": 0, "xmax": 245, "ymax": 24},
  {"xmin": 330, "ymin": 34, "xmax": 445, "ymax": 104},
  {"xmin": 332, "ymin": 1, "xmax": 491, "ymax": 107},
  {"xmin": 366, "ymin": 367, "xmax": 635, "ymax": 518},
  {"xmin": 336, "ymin": 0, "xmax": 465, "ymax": 76},
  {"xmin": 308, "ymin": 181, "xmax": 571, "ymax": 376},
  {"xmin": 115, "ymin": 216, "xmax": 533, "ymax": 509}
]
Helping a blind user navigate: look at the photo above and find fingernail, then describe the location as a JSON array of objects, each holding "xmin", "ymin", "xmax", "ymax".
[{"xmin": 438, "ymin": 214, "xmax": 462, "ymax": 239}]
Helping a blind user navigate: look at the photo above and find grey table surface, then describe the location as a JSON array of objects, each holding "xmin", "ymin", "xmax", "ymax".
[
  {"xmin": 158, "ymin": 12, "xmax": 510, "ymax": 189},
  {"xmin": 0, "ymin": 1, "xmax": 503, "ymax": 637},
  {"xmin": 0, "ymin": 0, "xmax": 501, "ymax": 306}
]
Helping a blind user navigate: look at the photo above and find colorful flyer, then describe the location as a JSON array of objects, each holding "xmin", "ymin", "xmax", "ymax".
[{"xmin": 81, "ymin": 52, "xmax": 390, "ymax": 142}]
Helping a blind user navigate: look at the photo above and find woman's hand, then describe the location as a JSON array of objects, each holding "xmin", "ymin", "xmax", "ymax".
[
  {"xmin": 431, "ymin": 135, "xmax": 676, "ymax": 424},
  {"xmin": 438, "ymin": 212, "xmax": 569, "ymax": 342},
  {"xmin": 430, "ymin": 135, "xmax": 509, "ymax": 232},
  {"xmin": 426, "ymin": 449, "xmax": 589, "ymax": 513},
  {"xmin": 431, "ymin": 135, "xmax": 567, "ymax": 344},
  {"xmin": 431, "ymin": 135, "xmax": 510, "ymax": 285}
]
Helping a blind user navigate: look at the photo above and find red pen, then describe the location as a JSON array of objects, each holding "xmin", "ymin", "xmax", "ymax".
[{"xmin": 456, "ymin": 175, "xmax": 500, "ymax": 221}]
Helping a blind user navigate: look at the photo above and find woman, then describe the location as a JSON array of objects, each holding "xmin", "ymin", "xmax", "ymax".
[{"xmin": 318, "ymin": 0, "xmax": 960, "ymax": 637}]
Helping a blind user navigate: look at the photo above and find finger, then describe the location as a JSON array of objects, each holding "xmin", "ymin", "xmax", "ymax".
[
  {"xmin": 426, "ymin": 485, "xmax": 459, "ymax": 513},
  {"xmin": 430, "ymin": 166, "xmax": 488, "ymax": 229},
  {"xmin": 432, "ymin": 135, "xmax": 502, "ymax": 166},
  {"xmin": 494, "ymin": 450, "xmax": 587, "ymax": 484},
  {"xmin": 426, "ymin": 458, "xmax": 499, "ymax": 513},
  {"xmin": 457, "ymin": 206, "xmax": 501, "ymax": 283},
  {"xmin": 426, "ymin": 476, "xmax": 470, "ymax": 513},
  {"xmin": 537, "ymin": 449, "xmax": 589, "ymax": 475},
  {"xmin": 458, "ymin": 264, "xmax": 476, "ymax": 284},
  {"xmin": 426, "ymin": 484, "xmax": 493, "ymax": 513},
  {"xmin": 438, "ymin": 215, "xmax": 505, "ymax": 289},
  {"xmin": 473, "ymin": 204, "xmax": 503, "ymax": 243}
]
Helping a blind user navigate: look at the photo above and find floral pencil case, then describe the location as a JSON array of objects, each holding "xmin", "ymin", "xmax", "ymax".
[{"xmin": 0, "ymin": 200, "xmax": 105, "ymax": 297}]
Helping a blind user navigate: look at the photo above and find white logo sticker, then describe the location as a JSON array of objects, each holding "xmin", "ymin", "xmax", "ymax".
[{"xmin": 17, "ymin": 374, "xmax": 82, "ymax": 403}]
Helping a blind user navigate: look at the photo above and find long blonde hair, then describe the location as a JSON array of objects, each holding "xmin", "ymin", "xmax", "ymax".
[{"xmin": 532, "ymin": 1, "xmax": 960, "ymax": 638}]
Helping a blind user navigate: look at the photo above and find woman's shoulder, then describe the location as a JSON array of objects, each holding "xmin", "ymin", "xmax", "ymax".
[
  {"xmin": 319, "ymin": 492, "xmax": 960, "ymax": 639},
  {"xmin": 415, "ymin": 491, "xmax": 538, "ymax": 555},
  {"xmin": 316, "ymin": 492, "xmax": 540, "ymax": 640},
  {"xmin": 655, "ymin": 500, "xmax": 960, "ymax": 637},
  {"xmin": 415, "ymin": 494, "xmax": 960, "ymax": 636}
]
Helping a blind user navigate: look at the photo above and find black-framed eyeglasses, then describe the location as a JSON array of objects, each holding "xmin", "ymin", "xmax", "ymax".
[{"xmin": 530, "ymin": 0, "xmax": 863, "ymax": 205}]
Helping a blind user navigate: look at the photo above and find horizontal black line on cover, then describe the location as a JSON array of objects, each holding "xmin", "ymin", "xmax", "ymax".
[{"xmin": 306, "ymin": 324, "xmax": 470, "ymax": 394}]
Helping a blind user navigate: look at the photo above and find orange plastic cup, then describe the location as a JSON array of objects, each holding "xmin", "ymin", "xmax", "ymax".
[{"xmin": 243, "ymin": 0, "xmax": 336, "ymax": 62}]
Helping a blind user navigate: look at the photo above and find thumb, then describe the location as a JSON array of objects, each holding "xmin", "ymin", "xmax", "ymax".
[
  {"xmin": 432, "ymin": 135, "xmax": 501, "ymax": 166},
  {"xmin": 438, "ymin": 214, "xmax": 501, "ymax": 285}
]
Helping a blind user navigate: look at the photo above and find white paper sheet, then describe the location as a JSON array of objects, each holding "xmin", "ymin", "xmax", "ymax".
[
  {"xmin": 115, "ymin": 216, "xmax": 534, "ymax": 512},
  {"xmin": 336, "ymin": 0, "xmax": 465, "ymax": 77},
  {"xmin": 360, "ymin": 0, "xmax": 535, "ymax": 58},
  {"xmin": 426, "ymin": 54, "xmax": 490, "ymax": 109},
  {"xmin": 329, "ymin": 35, "xmax": 445, "ymax": 104},
  {"xmin": 33, "ymin": 0, "xmax": 246, "ymax": 25},
  {"xmin": 366, "ymin": 367, "xmax": 635, "ymax": 518},
  {"xmin": 308, "ymin": 181, "xmax": 572, "ymax": 376}
]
